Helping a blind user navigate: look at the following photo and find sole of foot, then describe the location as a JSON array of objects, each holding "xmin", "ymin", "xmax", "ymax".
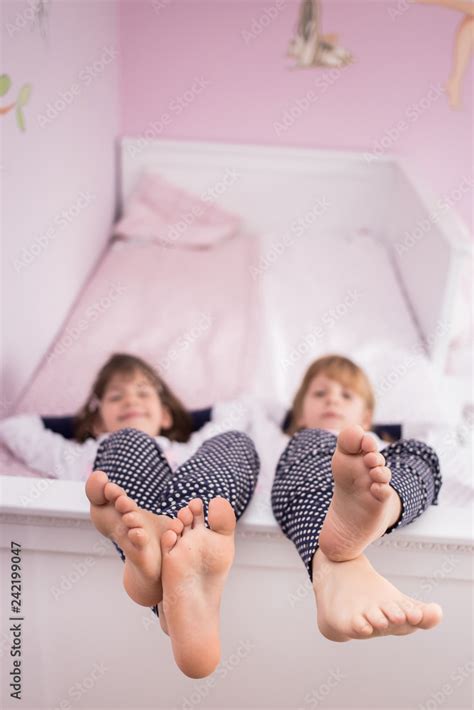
[
  {"xmin": 318, "ymin": 424, "xmax": 402, "ymax": 561},
  {"xmin": 313, "ymin": 549, "xmax": 443, "ymax": 642},
  {"xmin": 86, "ymin": 470, "xmax": 183, "ymax": 607},
  {"xmin": 160, "ymin": 497, "xmax": 236, "ymax": 679}
]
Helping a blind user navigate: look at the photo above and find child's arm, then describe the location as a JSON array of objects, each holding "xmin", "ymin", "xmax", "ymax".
[{"xmin": 0, "ymin": 414, "xmax": 97, "ymax": 481}]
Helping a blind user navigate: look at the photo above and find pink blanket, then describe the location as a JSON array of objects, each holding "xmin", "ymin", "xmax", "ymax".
[{"xmin": 3, "ymin": 175, "xmax": 258, "ymax": 477}]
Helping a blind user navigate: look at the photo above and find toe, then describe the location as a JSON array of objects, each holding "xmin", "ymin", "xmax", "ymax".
[
  {"xmin": 161, "ymin": 529, "xmax": 178, "ymax": 554},
  {"xmin": 351, "ymin": 614, "xmax": 374, "ymax": 638},
  {"xmin": 417, "ymin": 602, "xmax": 443, "ymax": 630},
  {"xmin": 115, "ymin": 494, "xmax": 138, "ymax": 514},
  {"xmin": 337, "ymin": 425, "xmax": 365, "ymax": 455},
  {"xmin": 397, "ymin": 598, "xmax": 424, "ymax": 626},
  {"xmin": 364, "ymin": 607, "xmax": 390, "ymax": 631},
  {"xmin": 85, "ymin": 470, "xmax": 109, "ymax": 505},
  {"xmin": 369, "ymin": 466, "xmax": 391, "ymax": 484},
  {"xmin": 370, "ymin": 481, "xmax": 392, "ymax": 502},
  {"xmin": 380, "ymin": 603, "xmax": 407, "ymax": 625},
  {"xmin": 364, "ymin": 452, "xmax": 385, "ymax": 469},
  {"xmin": 168, "ymin": 516, "xmax": 184, "ymax": 535},
  {"xmin": 188, "ymin": 498, "xmax": 205, "ymax": 527},
  {"xmin": 208, "ymin": 497, "xmax": 236, "ymax": 536},
  {"xmin": 128, "ymin": 527, "xmax": 149, "ymax": 548},
  {"xmin": 104, "ymin": 481, "xmax": 127, "ymax": 503},
  {"xmin": 122, "ymin": 511, "xmax": 142, "ymax": 529},
  {"xmin": 177, "ymin": 506, "xmax": 193, "ymax": 532},
  {"xmin": 361, "ymin": 431, "xmax": 379, "ymax": 454}
]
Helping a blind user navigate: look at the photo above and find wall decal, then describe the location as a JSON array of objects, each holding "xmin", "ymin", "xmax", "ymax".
[
  {"xmin": 416, "ymin": 0, "xmax": 473, "ymax": 109},
  {"xmin": 288, "ymin": 0, "xmax": 353, "ymax": 68},
  {"xmin": 0, "ymin": 74, "xmax": 32, "ymax": 131}
]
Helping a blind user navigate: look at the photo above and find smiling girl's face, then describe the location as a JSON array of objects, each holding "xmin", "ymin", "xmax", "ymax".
[
  {"xmin": 97, "ymin": 369, "xmax": 172, "ymax": 437},
  {"xmin": 297, "ymin": 373, "xmax": 372, "ymax": 432}
]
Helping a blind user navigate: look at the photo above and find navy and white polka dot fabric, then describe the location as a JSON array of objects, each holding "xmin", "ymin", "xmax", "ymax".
[
  {"xmin": 93, "ymin": 427, "xmax": 260, "ymax": 556},
  {"xmin": 271, "ymin": 428, "xmax": 442, "ymax": 580}
]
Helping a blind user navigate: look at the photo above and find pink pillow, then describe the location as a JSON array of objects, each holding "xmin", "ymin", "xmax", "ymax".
[{"xmin": 114, "ymin": 172, "xmax": 241, "ymax": 248}]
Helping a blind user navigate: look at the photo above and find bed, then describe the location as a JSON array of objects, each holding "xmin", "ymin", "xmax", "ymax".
[{"xmin": 1, "ymin": 140, "xmax": 472, "ymax": 709}]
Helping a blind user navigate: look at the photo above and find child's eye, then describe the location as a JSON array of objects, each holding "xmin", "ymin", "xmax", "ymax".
[
  {"xmin": 342, "ymin": 391, "xmax": 353, "ymax": 400},
  {"xmin": 313, "ymin": 390, "xmax": 325, "ymax": 397},
  {"xmin": 106, "ymin": 393, "xmax": 122, "ymax": 402}
]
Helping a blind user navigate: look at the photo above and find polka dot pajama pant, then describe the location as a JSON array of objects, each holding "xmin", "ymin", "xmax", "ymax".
[
  {"xmin": 93, "ymin": 427, "xmax": 260, "ymax": 616},
  {"xmin": 271, "ymin": 428, "xmax": 442, "ymax": 581}
]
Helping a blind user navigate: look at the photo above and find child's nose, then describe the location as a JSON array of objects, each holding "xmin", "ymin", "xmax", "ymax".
[{"xmin": 124, "ymin": 392, "xmax": 138, "ymax": 405}]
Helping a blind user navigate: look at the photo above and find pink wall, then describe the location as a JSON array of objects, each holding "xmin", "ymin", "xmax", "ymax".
[
  {"xmin": 1, "ymin": 0, "xmax": 119, "ymax": 410},
  {"xmin": 2, "ymin": 0, "xmax": 471, "ymax": 413},
  {"xmin": 119, "ymin": 0, "xmax": 473, "ymax": 228}
]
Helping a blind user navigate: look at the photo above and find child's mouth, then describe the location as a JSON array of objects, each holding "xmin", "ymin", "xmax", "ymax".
[{"xmin": 120, "ymin": 411, "xmax": 146, "ymax": 421}]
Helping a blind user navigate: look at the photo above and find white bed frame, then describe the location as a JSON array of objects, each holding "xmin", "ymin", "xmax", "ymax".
[{"xmin": 1, "ymin": 140, "xmax": 472, "ymax": 709}]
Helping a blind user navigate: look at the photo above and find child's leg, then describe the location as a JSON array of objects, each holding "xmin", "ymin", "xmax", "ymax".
[
  {"xmin": 86, "ymin": 428, "xmax": 183, "ymax": 612},
  {"xmin": 93, "ymin": 427, "xmax": 174, "ymax": 511},
  {"xmin": 416, "ymin": 0, "xmax": 474, "ymax": 15},
  {"xmin": 88, "ymin": 430, "xmax": 259, "ymax": 678},
  {"xmin": 157, "ymin": 431, "xmax": 259, "ymax": 678},
  {"xmin": 157, "ymin": 430, "xmax": 259, "ymax": 523},
  {"xmin": 379, "ymin": 438, "xmax": 442, "ymax": 533},
  {"xmin": 271, "ymin": 427, "xmax": 442, "ymax": 641},
  {"xmin": 447, "ymin": 15, "xmax": 474, "ymax": 108}
]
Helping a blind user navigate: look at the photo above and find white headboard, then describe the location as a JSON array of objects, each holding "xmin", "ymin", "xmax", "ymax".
[{"xmin": 120, "ymin": 138, "xmax": 471, "ymax": 368}]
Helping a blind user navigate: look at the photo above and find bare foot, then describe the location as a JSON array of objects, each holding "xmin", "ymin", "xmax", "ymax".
[
  {"xmin": 86, "ymin": 470, "xmax": 183, "ymax": 607},
  {"xmin": 318, "ymin": 425, "xmax": 402, "ymax": 561},
  {"xmin": 313, "ymin": 549, "xmax": 443, "ymax": 641},
  {"xmin": 160, "ymin": 497, "xmax": 236, "ymax": 679}
]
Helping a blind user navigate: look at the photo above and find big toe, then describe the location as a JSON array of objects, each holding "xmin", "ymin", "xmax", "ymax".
[
  {"xmin": 208, "ymin": 497, "xmax": 236, "ymax": 536},
  {"xmin": 85, "ymin": 470, "xmax": 109, "ymax": 505},
  {"xmin": 337, "ymin": 425, "xmax": 365, "ymax": 455},
  {"xmin": 418, "ymin": 603, "xmax": 443, "ymax": 630}
]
